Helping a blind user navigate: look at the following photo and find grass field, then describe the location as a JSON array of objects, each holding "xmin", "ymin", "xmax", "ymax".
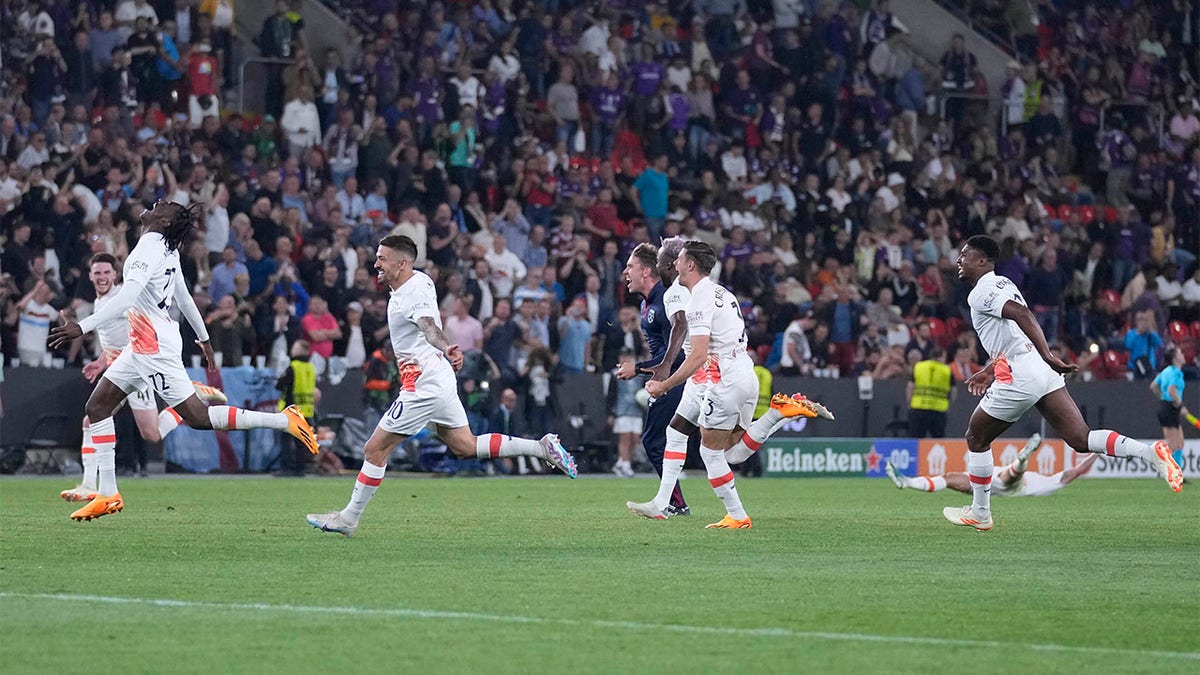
[{"xmin": 1, "ymin": 474, "xmax": 1197, "ymax": 674}]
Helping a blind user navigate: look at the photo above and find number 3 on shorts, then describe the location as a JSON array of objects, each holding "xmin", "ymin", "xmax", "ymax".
[{"xmin": 705, "ymin": 398, "xmax": 715, "ymax": 417}]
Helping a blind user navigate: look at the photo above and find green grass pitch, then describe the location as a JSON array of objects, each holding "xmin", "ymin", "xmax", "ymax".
[{"xmin": 1, "ymin": 475, "xmax": 1197, "ymax": 674}]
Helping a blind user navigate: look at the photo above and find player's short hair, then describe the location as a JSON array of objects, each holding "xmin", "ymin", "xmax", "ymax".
[
  {"xmin": 630, "ymin": 243, "xmax": 659, "ymax": 275},
  {"xmin": 681, "ymin": 241, "xmax": 717, "ymax": 275},
  {"xmin": 379, "ymin": 234, "xmax": 418, "ymax": 262},
  {"xmin": 965, "ymin": 234, "xmax": 1000, "ymax": 262},
  {"xmin": 89, "ymin": 253, "xmax": 118, "ymax": 269},
  {"xmin": 658, "ymin": 236, "xmax": 687, "ymax": 265}
]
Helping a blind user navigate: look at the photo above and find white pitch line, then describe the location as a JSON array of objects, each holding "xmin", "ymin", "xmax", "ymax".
[{"xmin": 1, "ymin": 592, "xmax": 1197, "ymax": 661}]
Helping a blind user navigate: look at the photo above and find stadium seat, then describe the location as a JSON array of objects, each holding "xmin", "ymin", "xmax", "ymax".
[
  {"xmin": 1169, "ymin": 321, "xmax": 1189, "ymax": 344},
  {"xmin": 926, "ymin": 317, "xmax": 951, "ymax": 349},
  {"xmin": 1057, "ymin": 204, "xmax": 1075, "ymax": 221},
  {"xmin": 945, "ymin": 316, "xmax": 965, "ymax": 340},
  {"xmin": 1078, "ymin": 205, "xmax": 1096, "ymax": 224},
  {"xmin": 1190, "ymin": 321, "xmax": 1200, "ymax": 339},
  {"xmin": 1101, "ymin": 349, "xmax": 1126, "ymax": 380},
  {"xmin": 1102, "ymin": 206, "xmax": 1118, "ymax": 223}
]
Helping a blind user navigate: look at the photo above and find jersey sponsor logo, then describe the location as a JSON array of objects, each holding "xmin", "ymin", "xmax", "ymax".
[
  {"xmin": 128, "ymin": 260, "xmax": 150, "ymax": 273},
  {"xmin": 981, "ymin": 291, "xmax": 997, "ymax": 309}
]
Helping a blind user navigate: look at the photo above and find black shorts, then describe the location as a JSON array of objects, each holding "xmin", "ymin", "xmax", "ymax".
[{"xmin": 1157, "ymin": 400, "xmax": 1182, "ymax": 428}]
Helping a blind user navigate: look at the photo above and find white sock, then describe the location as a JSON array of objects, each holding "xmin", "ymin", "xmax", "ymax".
[
  {"xmin": 207, "ymin": 405, "xmax": 289, "ymax": 431},
  {"xmin": 80, "ymin": 423, "xmax": 97, "ymax": 490},
  {"xmin": 91, "ymin": 417, "xmax": 119, "ymax": 497},
  {"xmin": 907, "ymin": 475, "xmax": 946, "ymax": 492},
  {"xmin": 340, "ymin": 460, "xmax": 386, "ymax": 523},
  {"xmin": 1087, "ymin": 430, "xmax": 1149, "ymax": 459},
  {"xmin": 725, "ymin": 408, "xmax": 785, "ymax": 464},
  {"xmin": 967, "ymin": 450, "xmax": 993, "ymax": 518},
  {"xmin": 475, "ymin": 433, "xmax": 545, "ymax": 459},
  {"xmin": 700, "ymin": 445, "xmax": 748, "ymax": 520},
  {"xmin": 158, "ymin": 408, "xmax": 182, "ymax": 439},
  {"xmin": 652, "ymin": 427, "xmax": 689, "ymax": 510}
]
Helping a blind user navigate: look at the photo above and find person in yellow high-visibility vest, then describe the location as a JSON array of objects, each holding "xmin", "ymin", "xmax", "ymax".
[
  {"xmin": 907, "ymin": 346, "xmax": 950, "ymax": 438},
  {"xmin": 277, "ymin": 339, "xmax": 317, "ymax": 474}
]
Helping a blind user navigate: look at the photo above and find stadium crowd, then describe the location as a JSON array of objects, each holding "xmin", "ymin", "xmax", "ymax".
[{"xmin": 1, "ymin": 0, "xmax": 1199, "ymax": 460}]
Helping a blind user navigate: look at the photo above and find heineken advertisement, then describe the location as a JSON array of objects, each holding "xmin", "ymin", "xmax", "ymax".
[{"xmin": 761, "ymin": 438, "xmax": 885, "ymax": 477}]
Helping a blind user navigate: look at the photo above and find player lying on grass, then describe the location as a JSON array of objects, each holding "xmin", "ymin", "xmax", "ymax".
[
  {"xmin": 625, "ymin": 237, "xmax": 834, "ymax": 523},
  {"xmin": 60, "ymin": 253, "xmax": 227, "ymax": 502},
  {"xmin": 945, "ymin": 235, "xmax": 1181, "ymax": 532},
  {"xmin": 305, "ymin": 235, "xmax": 577, "ymax": 538},
  {"xmin": 49, "ymin": 200, "xmax": 318, "ymax": 522},
  {"xmin": 885, "ymin": 434, "xmax": 1099, "ymax": 498}
]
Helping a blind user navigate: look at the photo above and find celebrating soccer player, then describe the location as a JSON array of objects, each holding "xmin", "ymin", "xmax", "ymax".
[
  {"xmin": 944, "ymin": 235, "xmax": 1182, "ymax": 531},
  {"xmin": 59, "ymin": 253, "xmax": 227, "ymax": 502},
  {"xmin": 49, "ymin": 200, "xmax": 319, "ymax": 522},
  {"xmin": 305, "ymin": 235, "xmax": 577, "ymax": 537}
]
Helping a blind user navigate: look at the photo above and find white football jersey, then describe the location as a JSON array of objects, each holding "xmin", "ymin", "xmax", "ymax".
[
  {"xmin": 388, "ymin": 270, "xmax": 443, "ymax": 366},
  {"xmin": 968, "ymin": 271, "xmax": 1034, "ymax": 361},
  {"xmin": 663, "ymin": 279, "xmax": 691, "ymax": 356},
  {"xmin": 121, "ymin": 232, "xmax": 183, "ymax": 356},
  {"xmin": 684, "ymin": 277, "xmax": 749, "ymax": 366},
  {"xmin": 93, "ymin": 284, "xmax": 131, "ymax": 363}
]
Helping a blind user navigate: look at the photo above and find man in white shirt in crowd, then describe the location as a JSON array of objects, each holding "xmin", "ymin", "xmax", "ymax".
[{"xmin": 485, "ymin": 235, "xmax": 526, "ymax": 299}]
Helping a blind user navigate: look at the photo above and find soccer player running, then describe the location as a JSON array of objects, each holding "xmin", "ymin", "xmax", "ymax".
[
  {"xmin": 625, "ymin": 239, "xmax": 832, "ymax": 524},
  {"xmin": 946, "ymin": 235, "xmax": 1182, "ymax": 531},
  {"xmin": 1150, "ymin": 347, "xmax": 1188, "ymax": 474},
  {"xmin": 627, "ymin": 241, "xmax": 829, "ymax": 528},
  {"xmin": 49, "ymin": 200, "xmax": 318, "ymax": 522},
  {"xmin": 305, "ymin": 235, "xmax": 577, "ymax": 537},
  {"xmin": 60, "ymin": 253, "xmax": 228, "ymax": 502},
  {"xmin": 886, "ymin": 433, "xmax": 1099, "ymax": 498},
  {"xmin": 617, "ymin": 242, "xmax": 691, "ymax": 516}
]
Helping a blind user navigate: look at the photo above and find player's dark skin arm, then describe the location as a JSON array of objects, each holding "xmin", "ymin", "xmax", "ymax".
[
  {"xmin": 417, "ymin": 316, "xmax": 463, "ymax": 372},
  {"xmin": 1001, "ymin": 300, "xmax": 1077, "ymax": 374},
  {"xmin": 642, "ymin": 309, "xmax": 688, "ymax": 382}
]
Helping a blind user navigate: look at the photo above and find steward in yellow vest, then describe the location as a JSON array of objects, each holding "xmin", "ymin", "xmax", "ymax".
[{"xmin": 907, "ymin": 346, "xmax": 951, "ymax": 438}]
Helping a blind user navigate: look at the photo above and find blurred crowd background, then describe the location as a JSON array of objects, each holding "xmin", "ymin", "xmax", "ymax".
[{"xmin": 1, "ymin": 0, "xmax": 1198, "ymax": 463}]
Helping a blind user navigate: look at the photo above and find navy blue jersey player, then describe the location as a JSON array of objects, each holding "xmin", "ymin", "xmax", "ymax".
[{"xmin": 618, "ymin": 242, "xmax": 689, "ymax": 516}]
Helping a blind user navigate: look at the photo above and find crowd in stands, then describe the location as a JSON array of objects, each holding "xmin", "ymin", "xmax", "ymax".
[{"xmin": 1, "ymin": 0, "xmax": 1199, "ymax": 454}]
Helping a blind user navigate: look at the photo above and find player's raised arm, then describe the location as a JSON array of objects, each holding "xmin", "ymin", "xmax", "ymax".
[{"xmin": 999, "ymin": 300, "xmax": 1077, "ymax": 374}]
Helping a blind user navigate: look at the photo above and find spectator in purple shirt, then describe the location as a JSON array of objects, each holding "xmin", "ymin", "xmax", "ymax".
[
  {"xmin": 629, "ymin": 44, "xmax": 665, "ymax": 130},
  {"xmin": 721, "ymin": 70, "xmax": 762, "ymax": 147}
]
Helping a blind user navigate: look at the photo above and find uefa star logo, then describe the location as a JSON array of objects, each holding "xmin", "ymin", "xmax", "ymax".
[{"xmin": 865, "ymin": 447, "xmax": 882, "ymax": 472}]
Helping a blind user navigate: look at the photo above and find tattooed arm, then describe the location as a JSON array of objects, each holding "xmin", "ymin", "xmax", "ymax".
[{"xmin": 417, "ymin": 316, "xmax": 464, "ymax": 372}]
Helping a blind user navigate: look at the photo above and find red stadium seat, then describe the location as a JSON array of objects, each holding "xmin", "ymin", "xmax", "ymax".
[
  {"xmin": 1102, "ymin": 349, "xmax": 1126, "ymax": 380},
  {"xmin": 945, "ymin": 317, "xmax": 965, "ymax": 340},
  {"xmin": 1102, "ymin": 206, "xmax": 1118, "ymax": 223},
  {"xmin": 1057, "ymin": 204, "xmax": 1075, "ymax": 221},
  {"xmin": 1078, "ymin": 205, "xmax": 1096, "ymax": 224},
  {"xmin": 926, "ymin": 318, "xmax": 950, "ymax": 349},
  {"xmin": 1169, "ymin": 321, "xmax": 1189, "ymax": 344},
  {"xmin": 1190, "ymin": 321, "xmax": 1200, "ymax": 339}
]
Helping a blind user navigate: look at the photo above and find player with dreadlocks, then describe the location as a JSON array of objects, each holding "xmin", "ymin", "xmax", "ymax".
[{"xmin": 50, "ymin": 200, "xmax": 318, "ymax": 522}]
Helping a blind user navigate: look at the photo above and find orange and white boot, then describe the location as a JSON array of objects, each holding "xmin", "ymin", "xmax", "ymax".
[
  {"xmin": 70, "ymin": 493, "xmax": 124, "ymax": 521},
  {"xmin": 60, "ymin": 486, "xmax": 97, "ymax": 502},
  {"xmin": 770, "ymin": 393, "xmax": 835, "ymax": 420},
  {"xmin": 705, "ymin": 514, "xmax": 753, "ymax": 529},
  {"xmin": 282, "ymin": 405, "xmax": 319, "ymax": 455},
  {"xmin": 1149, "ymin": 441, "xmax": 1184, "ymax": 493}
]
